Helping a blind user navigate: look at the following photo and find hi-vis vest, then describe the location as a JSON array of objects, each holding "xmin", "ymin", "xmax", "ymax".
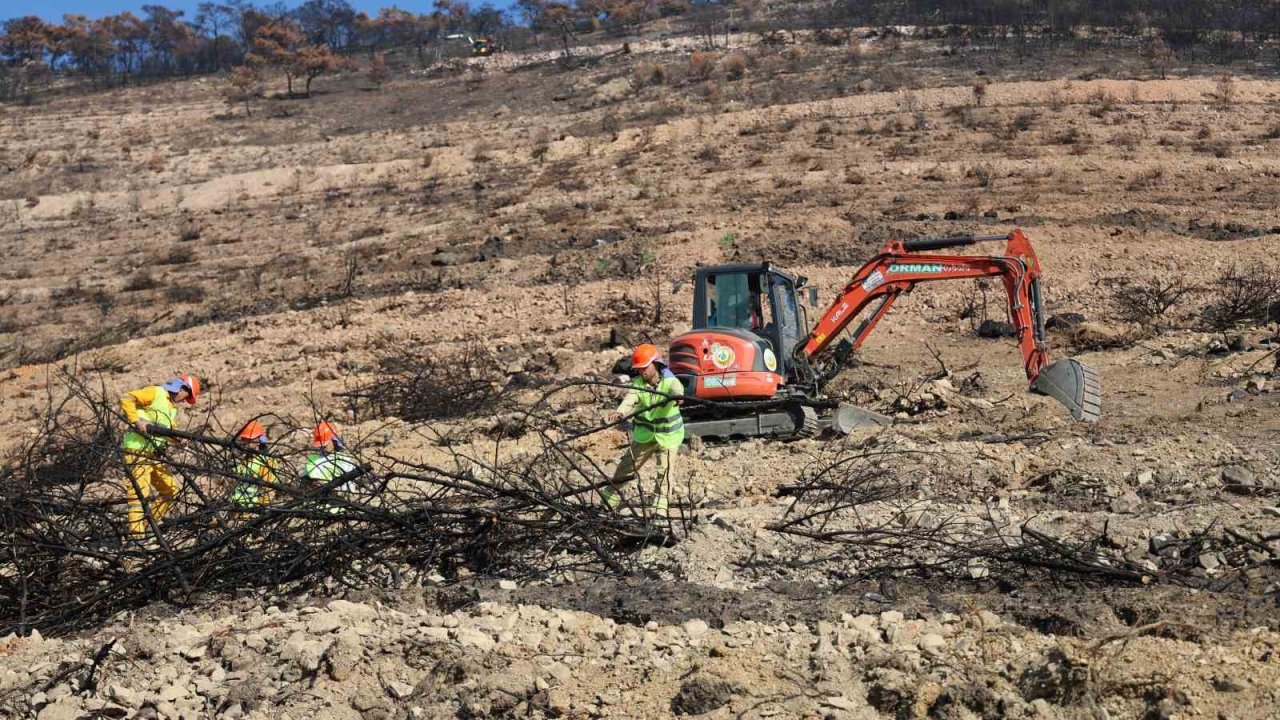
[
  {"xmin": 231, "ymin": 455, "xmax": 278, "ymax": 506},
  {"xmin": 122, "ymin": 388, "xmax": 176, "ymax": 453},
  {"xmin": 305, "ymin": 451, "xmax": 359, "ymax": 484},
  {"xmin": 631, "ymin": 372, "xmax": 684, "ymax": 449}
]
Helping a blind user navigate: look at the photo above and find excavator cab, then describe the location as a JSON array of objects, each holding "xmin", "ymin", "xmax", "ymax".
[{"xmin": 669, "ymin": 264, "xmax": 811, "ymax": 402}]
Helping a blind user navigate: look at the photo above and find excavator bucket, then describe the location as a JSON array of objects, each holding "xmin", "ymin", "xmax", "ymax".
[
  {"xmin": 832, "ymin": 403, "xmax": 894, "ymax": 434},
  {"xmin": 1030, "ymin": 359, "xmax": 1101, "ymax": 422}
]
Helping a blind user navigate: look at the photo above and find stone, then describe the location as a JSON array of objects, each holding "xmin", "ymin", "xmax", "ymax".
[
  {"xmin": 280, "ymin": 632, "xmax": 326, "ymax": 673},
  {"xmin": 547, "ymin": 689, "xmax": 573, "ymax": 714},
  {"xmin": 497, "ymin": 580, "xmax": 518, "ymax": 590},
  {"xmin": 430, "ymin": 247, "xmax": 474, "ymax": 267},
  {"xmin": 1110, "ymin": 490, "xmax": 1142, "ymax": 514},
  {"xmin": 327, "ymin": 629, "xmax": 363, "ymax": 681},
  {"xmin": 37, "ymin": 701, "xmax": 82, "ymax": 720},
  {"xmin": 455, "ymin": 628, "xmax": 496, "ymax": 652},
  {"xmin": 821, "ymin": 695, "xmax": 860, "ymax": 711},
  {"xmin": 1198, "ymin": 553, "xmax": 1222, "ymax": 571},
  {"xmin": 977, "ymin": 319, "xmax": 1016, "ymax": 339},
  {"xmin": 107, "ymin": 685, "xmax": 143, "ymax": 709},
  {"xmin": 1223, "ymin": 465, "xmax": 1257, "ymax": 492},
  {"xmin": 179, "ymin": 644, "xmax": 206, "ymax": 660},
  {"xmin": 305, "ymin": 613, "xmax": 344, "ymax": 635},
  {"xmin": 594, "ymin": 77, "xmax": 633, "ymax": 105},
  {"xmin": 670, "ymin": 675, "xmax": 741, "ymax": 716},
  {"xmin": 681, "ymin": 619, "xmax": 709, "ymax": 639},
  {"xmin": 1149, "ymin": 533, "xmax": 1177, "ymax": 554},
  {"xmin": 918, "ymin": 633, "xmax": 947, "ymax": 658},
  {"xmin": 878, "ymin": 611, "xmax": 904, "ymax": 627},
  {"xmin": 420, "ymin": 627, "xmax": 449, "ymax": 642},
  {"xmin": 387, "ymin": 681, "xmax": 416, "ymax": 700},
  {"xmin": 1262, "ymin": 507, "xmax": 1280, "ymax": 518}
]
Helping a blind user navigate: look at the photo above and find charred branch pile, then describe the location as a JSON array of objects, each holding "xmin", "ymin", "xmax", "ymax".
[
  {"xmin": 339, "ymin": 342, "xmax": 508, "ymax": 423},
  {"xmin": 769, "ymin": 443, "xmax": 1279, "ymax": 591},
  {"xmin": 0, "ymin": 375, "xmax": 675, "ymax": 636}
]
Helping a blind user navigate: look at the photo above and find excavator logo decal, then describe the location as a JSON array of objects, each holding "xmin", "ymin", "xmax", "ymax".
[
  {"xmin": 888, "ymin": 263, "xmax": 950, "ymax": 274},
  {"xmin": 710, "ymin": 343, "xmax": 736, "ymax": 369}
]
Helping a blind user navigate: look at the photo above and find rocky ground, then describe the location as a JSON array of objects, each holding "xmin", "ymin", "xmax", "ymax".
[{"xmin": 1, "ymin": 26, "xmax": 1279, "ymax": 720}]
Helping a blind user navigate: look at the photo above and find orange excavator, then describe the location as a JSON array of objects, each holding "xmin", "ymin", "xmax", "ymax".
[{"xmin": 667, "ymin": 229, "xmax": 1101, "ymax": 439}]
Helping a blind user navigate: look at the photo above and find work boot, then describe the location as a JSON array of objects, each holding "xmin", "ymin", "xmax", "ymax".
[{"xmin": 599, "ymin": 486, "xmax": 623, "ymax": 511}]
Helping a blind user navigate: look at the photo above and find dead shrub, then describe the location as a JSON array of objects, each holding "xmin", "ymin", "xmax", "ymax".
[
  {"xmin": 178, "ymin": 219, "xmax": 201, "ymax": 242},
  {"xmin": 634, "ymin": 62, "xmax": 666, "ymax": 86},
  {"xmin": 877, "ymin": 66, "xmax": 911, "ymax": 90},
  {"xmin": 1010, "ymin": 110, "xmax": 1039, "ymax": 132},
  {"xmin": 971, "ymin": 79, "xmax": 988, "ymax": 107},
  {"xmin": 1046, "ymin": 87, "xmax": 1066, "ymax": 112},
  {"xmin": 1110, "ymin": 131, "xmax": 1141, "ymax": 154},
  {"xmin": 50, "ymin": 283, "xmax": 94, "ymax": 308},
  {"xmin": 1205, "ymin": 75, "xmax": 1236, "ymax": 110},
  {"xmin": 123, "ymin": 272, "xmax": 160, "ymax": 292},
  {"xmin": 1054, "ymin": 127, "xmax": 1087, "ymax": 145},
  {"xmin": 1126, "ymin": 166, "xmax": 1165, "ymax": 190},
  {"xmin": 157, "ymin": 245, "xmax": 196, "ymax": 265},
  {"xmin": 1109, "ymin": 276, "xmax": 1198, "ymax": 330},
  {"xmin": 165, "ymin": 285, "xmax": 206, "ymax": 304},
  {"xmin": 695, "ymin": 146, "xmax": 721, "ymax": 163},
  {"xmin": 1203, "ymin": 264, "xmax": 1280, "ymax": 332},
  {"xmin": 1087, "ymin": 89, "xmax": 1117, "ymax": 117},
  {"xmin": 348, "ymin": 342, "xmax": 505, "ymax": 422},
  {"xmin": 701, "ymin": 80, "xmax": 722, "ymax": 104},
  {"xmin": 966, "ymin": 163, "xmax": 995, "ymax": 188},
  {"xmin": 723, "ymin": 52, "xmax": 748, "ymax": 80},
  {"xmin": 689, "ymin": 51, "xmax": 717, "ymax": 80},
  {"xmin": 885, "ymin": 141, "xmax": 918, "ymax": 160},
  {"xmin": 1195, "ymin": 138, "xmax": 1233, "ymax": 158}
]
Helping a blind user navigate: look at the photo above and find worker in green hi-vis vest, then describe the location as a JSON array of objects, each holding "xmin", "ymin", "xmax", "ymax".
[{"xmin": 604, "ymin": 343, "xmax": 684, "ymax": 517}]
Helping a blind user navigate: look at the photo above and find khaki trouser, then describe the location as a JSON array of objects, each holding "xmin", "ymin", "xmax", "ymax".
[
  {"xmin": 123, "ymin": 452, "xmax": 181, "ymax": 537},
  {"xmin": 603, "ymin": 441, "xmax": 675, "ymax": 514}
]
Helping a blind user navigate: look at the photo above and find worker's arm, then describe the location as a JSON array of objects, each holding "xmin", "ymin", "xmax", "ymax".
[
  {"xmin": 120, "ymin": 386, "xmax": 159, "ymax": 434},
  {"xmin": 608, "ymin": 388, "xmax": 639, "ymax": 424}
]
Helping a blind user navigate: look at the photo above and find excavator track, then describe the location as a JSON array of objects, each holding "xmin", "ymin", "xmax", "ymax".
[
  {"xmin": 789, "ymin": 405, "xmax": 820, "ymax": 439},
  {"xmin": 683, "ymin": 403, "xmax": 819, "ymax": 441}
]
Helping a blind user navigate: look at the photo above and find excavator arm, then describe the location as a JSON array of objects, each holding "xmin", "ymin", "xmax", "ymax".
[{"xmin": 797, "ymin": 229, "xmax": 1100, "ymax": 421}]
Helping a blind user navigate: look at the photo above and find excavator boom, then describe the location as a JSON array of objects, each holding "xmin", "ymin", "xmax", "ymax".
[{"xmin": 798, "ymin": 229, "xmax": 1100, "ymax": 421}]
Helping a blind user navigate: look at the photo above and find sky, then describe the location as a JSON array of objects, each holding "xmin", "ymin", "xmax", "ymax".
[{"xmin": 2, "ymin": 0, "xmax": 520, "ymax": 24}]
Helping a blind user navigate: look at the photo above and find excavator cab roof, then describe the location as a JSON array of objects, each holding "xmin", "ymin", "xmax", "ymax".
[{"xmin": 694, "ymin": 263, "xmax": 805, "ymax": 287}]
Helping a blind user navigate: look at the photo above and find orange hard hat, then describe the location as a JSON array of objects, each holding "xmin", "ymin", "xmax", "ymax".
[
  {"xmin": 180, "ymin": 375, "xmax": 200, "ymax": 404},
  {"xmin": 238, "ymin": 420, "xmax": 267, "ymax": 444},
  {"xmin": 631, "ymin": 343, "xmax": 660, "ymax": 369},
  {"xmin": 312, "ymin": 421, "xmax": 340, "ymax": 448}
]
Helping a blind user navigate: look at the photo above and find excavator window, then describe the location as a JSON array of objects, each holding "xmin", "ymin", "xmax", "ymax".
[
  {"xmin": 770, "ymin": 274, "xmax": 801, "ymax": 357},
  {"xmin": 706, "ymin": 273, "xmax": 760, "ymax": 330}
]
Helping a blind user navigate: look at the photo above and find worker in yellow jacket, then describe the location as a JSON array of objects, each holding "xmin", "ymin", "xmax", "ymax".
[
  {"xmin": 119, "ymin": 376, "xmax": 199, "ymax": 537},
  {"xmin": 604, "ymin": 344, "xmax": 684, "ymax": 517}
]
